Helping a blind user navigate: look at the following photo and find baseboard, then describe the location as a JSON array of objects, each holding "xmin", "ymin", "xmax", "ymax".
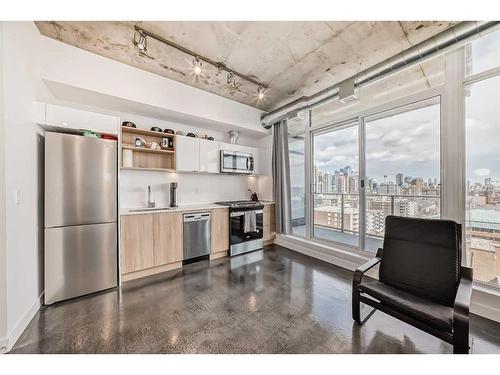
[
  {"xmin": 471, "ymin": 287, "xmax": 500, "ymax": 323},
  {"xmin": 0, "ymin": 293, "xmax": 43, "ymax": 353},
  {"xmin": 275, "ymin": 235, "xmax": 368, "ymax": 271}
]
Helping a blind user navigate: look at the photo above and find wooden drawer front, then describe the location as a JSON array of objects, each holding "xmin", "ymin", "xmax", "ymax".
[
  {"xmin": 211, "ymin": 207, "xmax": 229, "ymax": 253},
  {"xmin": 153, "ymin": 212, "xmax": 183, "ymax": 266},
  {"xmin": 121, "ymin": 214, "xmax": 154, "ymax": 274}
]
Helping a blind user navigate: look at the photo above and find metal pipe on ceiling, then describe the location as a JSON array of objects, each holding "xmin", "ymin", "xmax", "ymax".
[{"xmin": 260, "ymin": 21, "xmax": 500, "ymax": 129}]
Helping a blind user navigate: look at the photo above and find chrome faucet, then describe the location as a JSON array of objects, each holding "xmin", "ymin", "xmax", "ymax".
[{"xmin": 147, "ymin": 185, "xmax": 155, "ymax": 208}]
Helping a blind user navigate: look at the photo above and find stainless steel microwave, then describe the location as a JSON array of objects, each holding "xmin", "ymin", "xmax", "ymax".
[{"xmin": 220, "ymin": 150, "xmax": 254, "ymax": 174}]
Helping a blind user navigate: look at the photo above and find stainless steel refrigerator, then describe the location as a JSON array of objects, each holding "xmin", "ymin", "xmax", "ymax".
[{"xmin": 44, "ymin": 132, "xmax": 118, "ymax": 305}]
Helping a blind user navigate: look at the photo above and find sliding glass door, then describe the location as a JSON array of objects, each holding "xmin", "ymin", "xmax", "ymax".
[
  {"xmin": 312, "ymin": 121, "xmax": 360, "ymax": 247},
  {"xmin": 306, "ymin": 95, "xmax": 442, "ymax": 254},
  {"xmin": 363, "ymin": 98, "xmax": 441, "ymax": 252}
]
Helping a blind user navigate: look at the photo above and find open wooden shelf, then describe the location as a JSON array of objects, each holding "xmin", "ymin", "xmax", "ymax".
[
  {"xmin": 121, "ymin": 125, "xmax": 176, "ymax": 172},
  {"xmin": 121, "ymin": 126, "xmax": 175, "ymax": 138},
  {"xmin": 122, "ymin": 144, "xmax": 175, "ymax": 154},
  {"xmin": 121, "ymin": 167, "xmax": 176, "ymax": 172}
]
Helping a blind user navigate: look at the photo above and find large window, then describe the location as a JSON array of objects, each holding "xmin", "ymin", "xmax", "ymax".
[
  {"xmin": 465, "ymin": 63, "xmax": 500, "ymax": 287},
  {"xmin": 364, "ymin": 99, "xmax": 441, "ymax": 252}
]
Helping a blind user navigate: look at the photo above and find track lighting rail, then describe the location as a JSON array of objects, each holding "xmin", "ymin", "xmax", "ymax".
[{"xmin": 134, "ymin": 25, "xmax": 267, "ymax": 90}]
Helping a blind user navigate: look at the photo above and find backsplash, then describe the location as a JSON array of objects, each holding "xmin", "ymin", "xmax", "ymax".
[{"xmin": 120, "ymin": 171, "xmax": 260, "ymax": 208}]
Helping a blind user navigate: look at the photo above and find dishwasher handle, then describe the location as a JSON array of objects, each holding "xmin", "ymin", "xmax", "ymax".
[{"xmin": 183, "ymin": 212, "xmax": 211, "ymax": 222}]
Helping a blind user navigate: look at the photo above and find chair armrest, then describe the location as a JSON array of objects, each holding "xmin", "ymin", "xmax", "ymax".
[
  {"xmin": 353, "ymin": 248, "xmax": 383, "ymax": 289},
  {"xmin": 454, "ymin": 266, "xmax": 473, "ymax": 322}
]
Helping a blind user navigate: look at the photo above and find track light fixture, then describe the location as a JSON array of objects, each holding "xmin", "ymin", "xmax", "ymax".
[
  {"xmin": 193, "ymin": 56, "xmax": 202, "ymax": 76},
  {"xmin": 133, "ymin": 30, "xmax": 148, "ymax": 52},
  {"xmin": 133, "ymin": 25, "xmax": 267, "ymax": 95},
  {"xmin": 257, "ymin": 85, "xmax": 265, "ymax": 100},
  {"xmin": 226, "ymin": 72, "xmax": 238, "ymax": 88}
]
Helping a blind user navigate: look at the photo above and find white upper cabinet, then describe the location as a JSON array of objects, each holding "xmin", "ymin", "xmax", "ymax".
[
  {"xmin": 199, "ymin": 139, "xmax": 221, "ymax": 173},
  {"xmin": 175, "ymin": 136, "xmax": 200, "ymax": 172},
  {"xmin": 36, "ymin": 103, "xmax": 119, "ymax": 134},
  {"xmin": 251, "ymin": 147, "xmax": 261, "ymax": 175}
]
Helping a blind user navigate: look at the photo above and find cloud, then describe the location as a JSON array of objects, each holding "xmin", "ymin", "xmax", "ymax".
[{"xmin": 474, "ymin": 168, "xmax": 491, "ymax": 177}]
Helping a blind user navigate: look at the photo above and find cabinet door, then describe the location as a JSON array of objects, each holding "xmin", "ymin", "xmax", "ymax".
[
  {"xmin": 121, "ymin": 214, "xmax": 154, "ymax": 274},
  {"xmin": 199, "ymin": 139, "xmax": 220, "ymax": 173},
  {"xmin": 263, "ymin": 204, "xmax": 276, "ymax": 242},
  {"xmin": 211, "ymin": 207, "xmax": 229, "ymax": 253},
  {"xmin": 175, "ymin": 136, "xmax": 200, "ymax": 172},
  {"xmin": 45, "ymin": 104, "xmax": 119, "ymax": 134},
  {"xmin": 153, "ymin": 212, "xmax": 183, "ymax": 265},
  {"xmin": 251, "ymin": 147, "xmax": 261, "ymax": 175}
]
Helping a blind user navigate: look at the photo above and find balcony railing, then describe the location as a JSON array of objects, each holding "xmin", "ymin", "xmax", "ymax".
[{"xmin": 311, "ymin": 192, "xmax": 441, "ymax": 238}]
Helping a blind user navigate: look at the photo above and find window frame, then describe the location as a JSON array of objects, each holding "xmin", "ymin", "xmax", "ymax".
[{"xmin": 462, "ymin": 51, "xmax": 500, "ymax": 291}]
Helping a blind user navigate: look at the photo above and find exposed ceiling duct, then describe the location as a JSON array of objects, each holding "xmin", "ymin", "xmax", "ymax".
[{"xmin": 260, "ymin": 21, "xmax": 500, "ymax": 129}]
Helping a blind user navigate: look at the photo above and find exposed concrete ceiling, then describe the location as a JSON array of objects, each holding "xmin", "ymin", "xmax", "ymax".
[{"xmin": 35, "ymin": 21, "xmax": 457, "ymax": 112}]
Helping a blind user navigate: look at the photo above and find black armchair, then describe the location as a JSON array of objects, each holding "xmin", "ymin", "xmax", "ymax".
[{"xmin": 352, "ymin": 215, "xmax": 473, "ymax": 354}]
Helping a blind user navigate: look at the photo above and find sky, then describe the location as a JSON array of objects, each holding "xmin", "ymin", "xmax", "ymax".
[{"xmin": 313, "ymin": 103, "xmax": 440, "ymax": 184}]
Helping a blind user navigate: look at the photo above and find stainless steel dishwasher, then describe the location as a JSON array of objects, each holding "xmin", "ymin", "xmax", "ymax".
[{"xmin": 183, "ymin": 212, "xmax": 211, "ymax": 261}]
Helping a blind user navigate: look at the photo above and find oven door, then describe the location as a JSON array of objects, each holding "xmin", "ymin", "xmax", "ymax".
[
  {"xmin": 220, "ymin": 150, "xmax": 254, "ymax": 174},
  {"xmin": 230, "ymin": 209, "xmax": 263, "ymax": 246}
]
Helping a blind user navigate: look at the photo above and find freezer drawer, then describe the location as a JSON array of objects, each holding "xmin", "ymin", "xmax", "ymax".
[
  {"xmin": 45, "ymin": 222, "xmax": 118, "ymax": 304},
  {"xmin": 45, "ymin": 132, "xmax": 117, "ymax": 228}
]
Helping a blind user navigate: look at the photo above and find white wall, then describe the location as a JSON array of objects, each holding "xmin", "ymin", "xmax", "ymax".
[
  {"xmin": 0, "ymin": 21, "xmax": 272, "ymax": 351},
  {"xmin": 0, "ymin": 22, "xmax": 9, "ymax": 351},
  {"xmin": 1, "ymin": 22, "xmax": 45, "ymax": 351}
]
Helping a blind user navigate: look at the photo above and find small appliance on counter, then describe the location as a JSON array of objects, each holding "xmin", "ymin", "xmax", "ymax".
[
  {"xmin": 248, "ymin": 189, "xmax": 259, "ymax": 202},
  {"xmin": 215, "ymin": 200, "xmax": 264, "ymax": 256},
  {"xmin": 169, "ymin": 182, "xmax": 178, "ymax": 208}
]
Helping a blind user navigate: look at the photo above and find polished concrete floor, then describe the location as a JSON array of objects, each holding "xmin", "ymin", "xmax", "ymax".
[{"xmin": 11, "ymin": 245, "xmax": 500, "ymax": 354}]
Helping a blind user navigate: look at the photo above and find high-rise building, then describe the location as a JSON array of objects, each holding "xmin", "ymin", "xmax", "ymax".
[
  {"xmin": 404, "ymin": 176, "xmax": 413, "ymax": 184},
  {"xmin": 378, "ymin": 182, "xmax": 396, "ymax": 195},
  {"xmin": 396, "ymin": 173, "xmax": 404, "ymax": 186}
]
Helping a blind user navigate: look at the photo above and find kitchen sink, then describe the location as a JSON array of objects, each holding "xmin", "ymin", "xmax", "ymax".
[{"xmin": 128, "ymin": 207, "xmax": 172, "ymax": 213}]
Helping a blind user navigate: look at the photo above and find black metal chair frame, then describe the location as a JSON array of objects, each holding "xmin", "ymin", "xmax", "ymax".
[{"xmin": 352, "ymin": 248, "xmax": 473, "ymax": 354}]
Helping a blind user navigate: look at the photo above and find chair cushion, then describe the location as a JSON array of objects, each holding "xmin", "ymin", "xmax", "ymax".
[
  {"xmin": 358, "ymin": 280, "xmax": 453, "ymax": 332},
  {"xmin": 379, "ymin": 216, "xmax": 461, "ymax": 307}
]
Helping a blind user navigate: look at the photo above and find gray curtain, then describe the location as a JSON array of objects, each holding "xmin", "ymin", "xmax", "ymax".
[{"xmin": 272, "ymin": 120, "xmax": 292, "ymax": 235}]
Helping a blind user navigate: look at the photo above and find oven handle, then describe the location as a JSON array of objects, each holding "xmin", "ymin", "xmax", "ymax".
[{"xmin": 230, "ymin": 210, "xmax": 263, "ymax": 217}]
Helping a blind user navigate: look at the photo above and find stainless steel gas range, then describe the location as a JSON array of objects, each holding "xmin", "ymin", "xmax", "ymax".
[{"xmin": 215, "ymin": 200, "xmax": 264, "ymax": 256}]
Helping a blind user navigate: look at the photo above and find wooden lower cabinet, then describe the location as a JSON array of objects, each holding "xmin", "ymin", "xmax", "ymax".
[
  {"xmin": 120, "ymin": 212, "xmax": 183, "ymax": 281},
  {"xmin": 153, "ymin": 212, "xmax": 183, "ymax": 266},
  {"xmin": 120, "ymin": 214, "xmax": 155, "ymax": 274},
  {"xmin": 120, "ymin": 205, "xmax": 247, "ymax": 281},
  {"xmin": 211, "ymin": 207, "xmax": 229, "ymax": 258}
]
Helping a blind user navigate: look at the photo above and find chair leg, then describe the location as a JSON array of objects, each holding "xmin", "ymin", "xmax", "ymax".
[
  {"xmin": 352, "ymin": 290, "xmax": 361, "ymax": 324},
  {"xmin": 453, "ymin": 319, "xmax": 470, "ymax": 354}
]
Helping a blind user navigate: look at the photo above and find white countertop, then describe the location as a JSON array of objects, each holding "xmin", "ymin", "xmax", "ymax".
[
  {"xmin": 120, "ymin": 201, "xmax": 274, "ymax": 216},
  {"xmin": 120, "ymin": 203, "xmax": 225, "ymax": 216}
]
